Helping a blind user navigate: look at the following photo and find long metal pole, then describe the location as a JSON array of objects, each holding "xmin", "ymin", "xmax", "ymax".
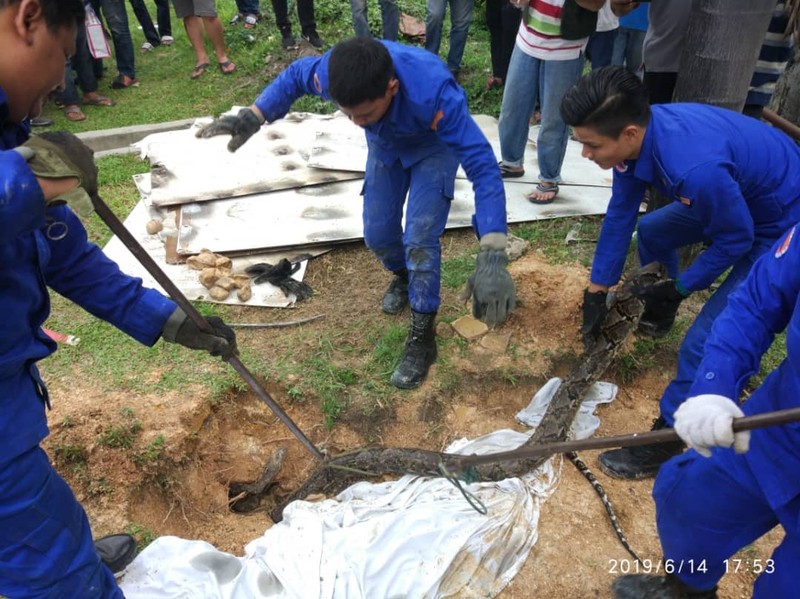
[
  {"xmin": 92, "ymin": 194, "xmax": 324, "ymax": 461},
  {"xmin": 445, "ymin": 406, "xmax": 800, "ymax": 470}
]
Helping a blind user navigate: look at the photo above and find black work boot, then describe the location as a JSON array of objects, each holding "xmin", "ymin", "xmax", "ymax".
[
  {"xmin": 613, "ymin": 573, "xmax": 718, "ymax": 598},
  {"xmin": 95, "ymin": 533, "xmax": 138, "ymax": 574},
  {"xmin": 390, "ymin": 310, "xmax": 437, "ymax": 389},
  {"xmin": 381, "ymin": 269, "xmax": 409, "ymax": 315},
  {"xmin": 598, "ymin": 417, "xmax": 684, "ymax": 480}
]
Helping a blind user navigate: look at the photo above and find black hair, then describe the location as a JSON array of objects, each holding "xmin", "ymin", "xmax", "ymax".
[
  {"xmin": 560, "ymin": 66, "xmax": 651, "ymax": 139},
  {"xmin": 328, "ymin": 37, "xmax": 395, "ymax": 108},
  {"xmin": 0, "ymin": 0, "xmax": 85, "ymax": 31}
]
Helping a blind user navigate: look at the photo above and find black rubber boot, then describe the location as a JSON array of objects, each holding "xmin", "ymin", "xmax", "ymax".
[
  {"xmin": 381, "ymin": 269, "xmax": 409, "ymax": 315},
  {"xmin": 390, "ymin": 310, "xmax": 437, "ymax": 389},
  {"xmin": 95, "ymin": 533, "xmax": 138, "ymax": 574},
  {"xmin": 613, "ymin": 574, "xmax": 718, "ymax": 598},
  {"xmin": 637, "ymin": 297, "xmax": 682, "ymax": 338},
  {"xmin": 598, "ymin": 417, "xmax": 684, "ymax": 480}
]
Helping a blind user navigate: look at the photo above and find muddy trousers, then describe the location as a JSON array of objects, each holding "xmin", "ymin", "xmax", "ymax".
[
  {"xmin": 362, "ymin": 148, "xmax": 459, "ymax": 314},
  {"xmin": 654, "ymin": 445, "xmax": 799, "ymax": 596},
  {"xmin": 636, "ymin": 203, "xmax": 776, "ymax": 424},
  {"xmin": 0, "ymin": 447, "xmax": 122, "ymax": 598}
]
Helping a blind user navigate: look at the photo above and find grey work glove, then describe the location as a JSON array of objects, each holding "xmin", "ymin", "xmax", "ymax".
[
  {"xmin": 461, "ymin": 233, "xmax": 516, "ymax": 327},
  {"xmin": 162, "ymin": 307, "xmax": 238, "ymax": 360},
  {"xmin": 20, "ymin": 131, "xmax": 98, "ymax": 217},
  {"xmin": 195, "ymin": 107, "xmax": 263, "ymax": 152}
]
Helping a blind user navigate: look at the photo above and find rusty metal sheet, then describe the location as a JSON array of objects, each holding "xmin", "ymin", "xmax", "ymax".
[
  {"xmin": 134, "ymin": 111, "xmax": 363, "ymax": 207},
  {"xmin": 304, "ymin": 113, "xmax": 613, "ymax": 188},
  {"xmin": 175, "ymin": 178, "xmax": 612, "ymax": 255},
  {"xmin": 102, "ymin": 199, "xmax": 331, "ymax": 307}
]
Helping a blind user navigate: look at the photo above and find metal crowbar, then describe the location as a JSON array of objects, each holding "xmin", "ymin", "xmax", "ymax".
[{"xmin": 91, "ymin": 194, "xmax": 324, "ymax": 462}]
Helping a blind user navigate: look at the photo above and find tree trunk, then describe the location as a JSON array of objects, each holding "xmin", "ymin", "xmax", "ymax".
[
  {"xmin": 770, "ymin": 46, "xmax": 800, "ymax": 126},
  {"xmin": 673, "ymin": 0, "xmax": 776, "ymax": 109}
]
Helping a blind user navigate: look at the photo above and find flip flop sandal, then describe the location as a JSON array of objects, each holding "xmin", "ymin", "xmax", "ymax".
[
  {"xmin": 499, "ymin": 161, "xmax": 525, "ymax": 178},
  {"xmin": 110, "ymin": 75, "xmax": 139, "ymax": 89},
  {"xmin": 229, "ymin": 13, "xmax": 243, "ymax": 25},
  {"xmin": 190, "ymin": 62, "xmax": 210, "ymax": 79},
  {"xmin": 63, "ymin": 105, "xmax": 87, "ymax": 122},
  {"xmin": 82, "ymin": 95, "xmax": 115, "ymax": 107},
  {"xmin": 218, "ymin": 60, "xmax": 237, "ymax": 75},
  {"xmin": 527, "ymin": 182, "xmax": 559, "ymax": 205},
  {"xmin": 140, "ymin": 42, "xmax": 155, "ymax": 53},
  {"xmin": 243, "ymin": 14, "xmax": 258, "ymax": 29},
  {"xmin": 160, "ymin": 35, "xmax": 174, "ymax": 46}
]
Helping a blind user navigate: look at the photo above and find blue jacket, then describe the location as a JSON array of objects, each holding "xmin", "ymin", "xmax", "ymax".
[
  {"xmin": 253, "ymin": 41, "xmax": 507, "ymax": 238},
  {"xmin": 592, "ymin": 103, "xmax": 800, "ymax": 291},
  {"xmin": 0, "ymin": 87, "xmax": 176, "ymax": 465},
  {"xmin": 690, "ymin": 224, "xmax": 800, "ymax": 509}
]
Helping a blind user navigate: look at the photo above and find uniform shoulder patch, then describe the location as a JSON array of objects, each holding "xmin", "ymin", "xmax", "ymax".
[
  {"xmin": 313, "ymin": 73, "xmax": 322, "ymax": 94},
  {"xmin": 775, "ymin": 225, "xmax": 796, "ymax": 258},
  {"xmin": 614, "ymin": 162, "xmax": 628, "ymax": 173},
  {"xmin": 678, "ymin": 196, "xmax": 692, "ymax": 206},
  {"xmin": 430, "ymin": 109, "xmax": 444, "ymax": 131}
]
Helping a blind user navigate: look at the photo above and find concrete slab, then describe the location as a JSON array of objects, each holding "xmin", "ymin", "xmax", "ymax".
[{"xmin": 77, "ymin": 117, "xmax": 203, "ymax": 157}]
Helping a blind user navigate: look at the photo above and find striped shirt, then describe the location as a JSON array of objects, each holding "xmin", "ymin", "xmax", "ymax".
[
  {"xmin": 516, "ymin": 0, "xmax": 590, "ymax": 61},
  {"xmin": 746, "ymin": 1, "xmax": 795, "ymax": 107}
]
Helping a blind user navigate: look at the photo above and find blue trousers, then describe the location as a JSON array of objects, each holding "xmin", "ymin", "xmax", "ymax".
[
  {"xmin": 424, "ymin": 0, "xmax": 474, "ymax": 73},
  {"xmin": 586, "ymin": 28, "xmax": 617, "ymax": 70},
  {"xmin": 91, "ymin": 0, "xmax": 136, "ymax": 78},
  {"xmin": 362, "ymin": 149, "xmax": 458, "ymax": 314},
  {"xmin": 498, "ymin": 45, "xmax": 585, "ymax": 183},
  {"xmin": 350, "ymin": 0, "xmax": 399, "ymax": 40},
  {"xmin": 636, "ymin": 203, "xmax": 775, "ymax": 424},
  {"xmin": 655, "ymin": 447, "xmax": 798, "ymax": 596},
  {"xmin": 0, "ymin": 447, "xmax": 122, "ymax": 598}
]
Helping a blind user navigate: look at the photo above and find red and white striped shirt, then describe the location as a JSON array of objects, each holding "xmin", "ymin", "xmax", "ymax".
[{"xmin": 516, "ymin": 0, "xmax": 589, "ymax": 61}]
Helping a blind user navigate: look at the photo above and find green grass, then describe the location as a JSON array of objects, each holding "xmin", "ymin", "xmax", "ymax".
[{"xmin": 37, "ymin": 0, "xmax": 790, "ymax": 431}]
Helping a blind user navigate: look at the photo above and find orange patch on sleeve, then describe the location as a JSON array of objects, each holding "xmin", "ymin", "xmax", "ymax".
[{"xmin": 430, "ymin": 110, "xmax": 444, "ymax": 131}]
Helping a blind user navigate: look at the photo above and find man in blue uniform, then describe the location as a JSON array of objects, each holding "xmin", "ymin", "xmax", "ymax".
[
  {"xmin": 1, "ymin": 1, "xmax": 236, "ymax": 595},
  {"xmin": 197, "ymin": 36, "xmax": 515, "ymax": 390},
  {"xmin": 612, "ymin": 224, "xmax": 800, "ymax": 599},
  {"xmin": 558, "ymin": 66, "xmax": 800, "ymax": 479}
]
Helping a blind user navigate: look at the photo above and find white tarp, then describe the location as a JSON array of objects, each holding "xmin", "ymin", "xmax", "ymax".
[{"xmin": 119, "ymin": 379, "xmax": 617, "ymax": 599}]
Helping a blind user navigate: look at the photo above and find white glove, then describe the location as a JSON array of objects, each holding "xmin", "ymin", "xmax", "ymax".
[{"xmin": 674, "ymin": 394, "xmax": 750, "ymax": 458}]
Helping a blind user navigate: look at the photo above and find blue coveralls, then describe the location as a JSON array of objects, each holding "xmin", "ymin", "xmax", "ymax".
[
  {"xmin": 591, "ymin": 103, "xmax": 800, "ymax": 424},
  {"xmin": 253, "ymin": 41, "xmax": 507, "ymax": 314},
  {"xmin": 654, "ymin": 224, "xmax": 800, "ymax": 596},
  {"xmin": 0, "ymin": 88, "xmax": 176, "ymax": 598}
]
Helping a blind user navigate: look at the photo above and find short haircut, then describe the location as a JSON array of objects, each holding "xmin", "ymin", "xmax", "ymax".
[
  {"xmin": 328, "ymin": 37, "xmax": 395, "ymax": 108},
  {"xmin": 560, "ymin": 66, "xmax": 651, "ymax": 139},
  {"xmin": 0, "ymin": 0, "xmax": 85, "ymax": 31}
]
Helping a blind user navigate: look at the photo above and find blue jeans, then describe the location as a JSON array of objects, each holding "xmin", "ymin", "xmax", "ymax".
[
  {"xmin": 498, "ymin": 45, "xmax": 584, "ymax": 183},
  {"xmin": 350, "ymin": 0, "xmax": 399, "ymax": 40},
  {"xmin": 362, "ymin": 149, "xmax": 458, "ymax": 314},
  {"xmin": 130, "ymin": 0, "xmax": 172, "ymax": 44},
  {"xmin": 611, "ymin": 26, "xmax": 645, "ymax": 77},
  {"xmin": 636, "ymin": 202, "xmax": 776, "ymax": 423},
  {"xmin": 586, "ymin": 28, "xmax": 617, "ymax": 70},
  {"xmin": 57, "ymin": 23, "xmax": 98, "ymax": 106},
  {"xmin": 235, "ymin": 0, "xmax": 260, "ymax": 14},
  {"xmin": 655, "ymin": 447, "xmax": 798, "ymax": 596},
  {"xmin": 425, "ymin": 0, "xmax": 474, "ymax": 73},
  {"xmin": 0, "ymin": 447, "xmax": 123, "ymax": 598},
  {"xmin": 92, "ymin": 0, "xmax": 135, "ymax": 78}
]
